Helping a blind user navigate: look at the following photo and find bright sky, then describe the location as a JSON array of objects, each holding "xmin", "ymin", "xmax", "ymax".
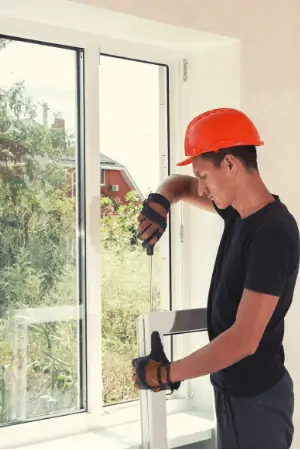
[
  {"xmin": 99, "ymin": 55, "xmax": 161, "ymax": 196},
  {"xmin": 0, "ymin": 40, "xmax": 162, "ymax": 195}
]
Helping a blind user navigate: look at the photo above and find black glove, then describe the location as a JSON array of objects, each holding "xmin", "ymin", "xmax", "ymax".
[
  {"xmin": 138, "ymin": 193, "xmax": 170, "ymax": 251},
  {"xmin": 132, "ymin": 331, "xmax": 181, "ymax": 392}
]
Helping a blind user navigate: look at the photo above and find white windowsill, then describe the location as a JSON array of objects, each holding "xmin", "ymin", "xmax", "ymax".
[{"xmin": 16, "ymin": 400, "xmax": 214, "ymax": 449}]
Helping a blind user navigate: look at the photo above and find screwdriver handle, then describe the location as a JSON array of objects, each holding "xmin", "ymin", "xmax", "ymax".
[{"xmin": 146, "ymin": 245, "xmax": 154, "ymax": 256}]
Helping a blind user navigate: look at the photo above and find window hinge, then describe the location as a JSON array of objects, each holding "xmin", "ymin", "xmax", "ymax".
[
  {"xmin": 180, "ymin": 224, "xmax": 184, "ymax": 242},
  {"xmin": 182, "ymin": 59, "xmax": 188, "ymax": 82}
]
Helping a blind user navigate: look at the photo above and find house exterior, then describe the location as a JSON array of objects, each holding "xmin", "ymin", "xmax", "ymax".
[
  {"xmin": 51, "ymin": 113, "xmax": 143, "ymax": 202},
  {"xmin": 60, "ymin": 153, "xmax": 143, "ymax": 204},
  {"xmin": 1, "ymin": 110, "xmax": 142, "ymax": 204},
  {"xmin": 99, "ymin": 154, "xmax": 143, "ymax": 202}
]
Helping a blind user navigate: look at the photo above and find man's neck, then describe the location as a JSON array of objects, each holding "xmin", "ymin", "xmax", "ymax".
[{"xmin": 232, "ymin": 173, "xmax": 275, "ymax": 219}]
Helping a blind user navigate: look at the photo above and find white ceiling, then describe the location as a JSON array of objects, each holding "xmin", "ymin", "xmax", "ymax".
[{"xmin": 69, "ymin": 0, "xmax": 237, "ymax": 48}]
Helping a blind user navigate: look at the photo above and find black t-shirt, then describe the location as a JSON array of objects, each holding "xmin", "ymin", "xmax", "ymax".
[{"xmin": 208, "ymin": 195, "xmax": 300, "ymax": 397}]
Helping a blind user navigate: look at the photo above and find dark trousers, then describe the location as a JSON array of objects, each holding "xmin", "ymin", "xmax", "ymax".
[{"xmin": 214, "ymin": 372, "xmax": 294, "ymax": 449}]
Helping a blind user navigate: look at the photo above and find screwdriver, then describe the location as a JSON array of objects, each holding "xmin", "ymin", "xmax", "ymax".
[{"xmin": 146, "ymin": 244, "xmax": 154, "ymax": 312}]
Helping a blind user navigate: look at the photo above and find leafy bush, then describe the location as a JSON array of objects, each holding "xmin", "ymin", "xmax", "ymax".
[
  {"xmin": 100, "ymin": 190, "xmax": 162, "ymax": 404},
  {"xmin": 101, "ymin": 244, "xmax": 161, "ymax": 403},
  {"xmin": 101, "ymin": 191, "xmax": 142, "ymax": 251}
]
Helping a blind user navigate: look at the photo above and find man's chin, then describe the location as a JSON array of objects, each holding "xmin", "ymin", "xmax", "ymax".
[{"xmin": 214, "ymin": 198, "xmax": 229, "ymax": 210}]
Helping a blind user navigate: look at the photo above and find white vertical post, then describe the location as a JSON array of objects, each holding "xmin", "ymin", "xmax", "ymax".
[
  {"xmin": 138, "ymin": 314, "xmax": 168, "ymax": 449},
  {"xmin": 158, "ymin": 65, "xmax": 170, "ymax": 315},
  {"xmin": 76, "ymin": 49, "xmax": 84, "ymax": 412},
  {"xmin": 138, "ymin": 65, "xmax": 171, "ymax": 448},
  {"xmin": 10, "ymin": 317, "xmax": 28, "ymax": 421},
  {"xmin": 137, "ymin": 316, "xmax": 150, "ymax": 448},
  {"xmin": 10, "ymin": 316, "xmax": 18, "ymax": 421},
  {"xmin": 85, "ymin": 44, "xmax": 102, "ymax": 415},
  {"xmin": 158, "ymin": 65, "xmax": 169, "ymax": 185},
  {"xmin": 18, "ymin": 322, "xmax": 28, "ymax": 421}
]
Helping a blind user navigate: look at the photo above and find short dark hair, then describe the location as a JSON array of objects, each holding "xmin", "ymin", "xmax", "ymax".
[{"xmin": 200, "ymin": 145, "xmax": 258, "ymax": 171}]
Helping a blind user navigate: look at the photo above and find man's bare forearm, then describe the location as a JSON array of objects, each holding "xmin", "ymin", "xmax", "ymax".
[
  {"xmin": 157, "ymin": 174, "xmax": 192, "ymax": 203},
  {"xmin": 170, "ymin": 325, "xmax": 254, "ymax": 382},
  {"xmin": 157, "ymin": 174, "xmax": 214, "ymax": 212}
]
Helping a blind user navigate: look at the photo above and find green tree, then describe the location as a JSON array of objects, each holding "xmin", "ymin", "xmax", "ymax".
[
  {"xmin": 0, "ymin": 40, "xmax": 79, "ymax": 421},
  {"xmin": 0, "ymin": 80, "xmax": 76, "ymax": 310},
  {"xmin": 100, "ymin": 190, "xmax": 142, "ymax": 252}
]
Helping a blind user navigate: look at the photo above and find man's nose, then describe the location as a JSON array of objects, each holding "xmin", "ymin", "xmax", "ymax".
[{"xmin": 198, "ymin": 179, "xmax": 207, "ymax": 197}]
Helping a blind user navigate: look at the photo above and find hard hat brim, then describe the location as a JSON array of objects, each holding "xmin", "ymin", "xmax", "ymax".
[
  {"xmin": 176, "ymin": 157, "xmax": 192, "ymax": 167},
  {"xmin": 177, "ymin": 139, "xmax": 264, "ymax": 167}
]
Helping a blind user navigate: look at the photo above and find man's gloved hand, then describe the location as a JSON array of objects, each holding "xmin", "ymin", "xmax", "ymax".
[
  {"xmin": 132, "ymin": 331, "xmax": 181, "ymax": 393},
  {"xmin": 138, "ymin": 193, "xmax": 170, "ymax": 250}
]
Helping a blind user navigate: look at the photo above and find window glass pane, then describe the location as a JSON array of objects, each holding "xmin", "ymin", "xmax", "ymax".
[
  {"xmin": 99, "ymin": 55, "xmax": 169, "ymax": 404},
  {"xmin": 100, "ymin": 168, "xmax": 105, "ymax": 185},
  {"xmin": 0, "ymin": 37, "xmax": 85, "ymax": 424}
]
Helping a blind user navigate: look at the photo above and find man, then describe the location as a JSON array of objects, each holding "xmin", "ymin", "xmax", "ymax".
[{"xmin": 132, "ymin": 108, "xmax": 299, "ymax": 448}]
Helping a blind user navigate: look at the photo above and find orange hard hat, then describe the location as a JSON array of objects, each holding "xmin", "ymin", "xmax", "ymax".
[{"xmin": 177, "ymin": 108, "xmax": 264, "ymax": 166}]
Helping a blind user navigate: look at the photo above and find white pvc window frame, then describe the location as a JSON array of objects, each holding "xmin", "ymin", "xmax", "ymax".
[
  {"xmin": 100, "ymin": 168, "xmax": 105, "ymax": 186},
  {"xmin": 0, "ymin": 15, "xmax": 185, "ymax": 449},
  {"xmin": 0, "ymin": 24, "xmax": 101, "ymax": 450},
  {"xmin": 137, "ymin": 308, "xmax": 214, "ymax": 449}
]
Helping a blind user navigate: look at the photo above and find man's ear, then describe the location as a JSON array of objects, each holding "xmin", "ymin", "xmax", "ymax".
[{"xmin": 224, "ymin": 155, "xmax": 236, "ymax": 171}]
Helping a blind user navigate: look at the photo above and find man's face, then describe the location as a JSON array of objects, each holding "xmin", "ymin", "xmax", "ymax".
[{"xmin": 192, "ymin": 155, "xmax": 237, "ymax": 209}]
